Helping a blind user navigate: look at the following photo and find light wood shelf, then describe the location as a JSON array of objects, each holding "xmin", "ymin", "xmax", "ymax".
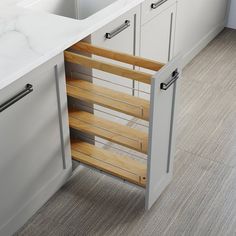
[
  {"xmin": 69, "ymin": 109, "xmax": 148, "ymax": 154},
  {"xmin": 71, "ymin": 140, "xmax": 147, "ymax": 187},
  {"xmin": 64, "ymin": 51, "xmax": 153, "ymax": 84},
  {"xmin": 67, "ymin": 79, "xmax": 150, "ymax": 121},
  {"xmin": 70, "ymin": 41, "xmax": 165, "ymax": 71}
]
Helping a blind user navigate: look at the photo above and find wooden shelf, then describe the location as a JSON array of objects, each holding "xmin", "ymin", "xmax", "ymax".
[
  {"xmin": 70, "ymin": 41, "xmax": 165, "ymax": 71},
  {"xmin": 64, "ymin": 51, "xmax": 153, "ymax": 84},
  {"xmin": 71, "ymin": 141, "xmax": 147, "ymax": 187},
  {"xmin": 69, "ymin": 110, "xmax": 148, "ymax": 154},
  {"xmin": 67, "ymin": 79, "xmax": 150, "ymax": 121}
]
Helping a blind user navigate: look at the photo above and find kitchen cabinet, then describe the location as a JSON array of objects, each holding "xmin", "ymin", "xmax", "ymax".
[
  {"xmin": 66, "ymin": 6, "xmax": 141, "ymax": 131},
  {"xmin": 138, "ymin": 1, "xmax": 177, "ymax": 99},
  {"xmin": 90, "ymin": 6, "xmax": 140, "ymax": 93},
  {"xmin": 65, "ymin": 41, "xmax": 182, "ymax": 209},
  {"xmin": 0, "ymin": 53, "xmax": 72, "ymax": 236},
  {"xmin": 90, "ymin": 6, "xmax": 141, "ymax": 126},
  {"xmin": 227, "ymin": 0, "xmax": 236, "ymax": 29},
  {"xmin": 140, "ymin": 1, "xmax": 176, "ymax": 64},
  {"xmin": 175, "ymin": 0, "xmax": 228, "ymax": 65}
]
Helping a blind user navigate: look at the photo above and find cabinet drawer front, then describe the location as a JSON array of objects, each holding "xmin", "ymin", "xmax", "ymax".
[{"xmin": 141, "ymin": 0, "xmax": 176, "ymax": 25}]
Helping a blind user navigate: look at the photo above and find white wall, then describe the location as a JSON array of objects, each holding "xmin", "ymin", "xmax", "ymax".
[
  {"xmin": 227, "ymin": 0, "xmax": 236, "ymax": 29},
  {"xmin": 0, "ymin": 0, "xmax": 19, "ymax": 6}
]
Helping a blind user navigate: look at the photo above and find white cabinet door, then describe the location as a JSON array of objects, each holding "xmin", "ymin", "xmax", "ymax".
[
  {"xmin": 91, "ymin": 6, "xmax": 140, "ymax": 94},
  {"xmin": 175, "ymin": 0, "xmax": 228, "ymax": 65},
  {"xmin": 0, "ymin": 53, "xmax": 71, "ymax": 236},
  {"xmin": 139, "ymin": 3, "xmax": 177, "ymax": 99},
  {"xmin": 140, "ymin": 4, "xmax": 176, "ymax": 63},
  {"xmin": 90, "ymin": 6, "xmax": 141, "ymax": 126}
]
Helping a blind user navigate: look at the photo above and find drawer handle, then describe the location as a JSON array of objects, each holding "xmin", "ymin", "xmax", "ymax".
[
  {"xmin": 151, "ymin": 0, "xmax": 168, "ymax": 9},
  {"xmin": 0, "ymin": 84, "xmax": 33, "ymax": 113},
  {"xmin": 160, "ymin": 69, "xmax": 179, "ymax": 90},
  {"xmin": 105, "ymin": 20, "xmax": 131, "ymax": 39}
]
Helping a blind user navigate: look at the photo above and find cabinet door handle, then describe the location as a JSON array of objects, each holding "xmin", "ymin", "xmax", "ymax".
[
  {"xmin": 105, "ymin": 20, "xmax": 131, "ymax": 39},
  {"xmin": 0, "ymin": 84, "xmax": 33, "ymax": 113},
  {"xmin": 160, "ymin": 69, "xmax": 179, "ymax": 90},
  {"xmin": 151, "ymin": 0, "xmax": 168, "ymax": 9}
]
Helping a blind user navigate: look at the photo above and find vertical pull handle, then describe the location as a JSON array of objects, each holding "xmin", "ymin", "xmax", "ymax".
[
  {"xmin": 160, "ymin": 69, "xmax": 179, "ymax": 90},
  {"xmin": 0, "ymin": 84, "xmax": 33, "ymax": 113},
  {"xmin": 151, "ymin": 0, "xmax": 168, "ymax": 9},
  {"xmin": 105, "ymin": 20, "xmax": 131, "ymax": 39}
]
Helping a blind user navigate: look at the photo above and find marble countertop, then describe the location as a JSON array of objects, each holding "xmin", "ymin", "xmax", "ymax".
[{"xmin": 0, "ymin": 0, "xmax": 144, "ymax": 90}]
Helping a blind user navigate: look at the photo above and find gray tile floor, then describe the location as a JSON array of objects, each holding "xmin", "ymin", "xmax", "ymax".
[{"xmin": 15, "ymin": 28, "xmax": 236, "ymax": 236}]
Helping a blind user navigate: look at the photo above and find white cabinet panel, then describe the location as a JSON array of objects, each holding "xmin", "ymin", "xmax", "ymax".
[
  {"xmin": 89, "ymin": 6, "xmax": 141, "ymax": 126},
  {"xmin": 91, "ymin": 7, "xmax": 139, "ymax": 94},
  {"xmin": 175, "ymin": 0, "xmax": 228, "ymax": 64},
  {"xmin": 227, "ymin": 0, "xmax": 236, "ymax": 29},
  {"xmin": 139, "ymin": 3, "xmax": 177, "ymax": 99},
  {"xmin": 0, "ymin": 53, "xmax": 71, "ymax": 236},
  {"xmin": 141, "ymin": 4, "xmax": 176, "ymax": 64}
]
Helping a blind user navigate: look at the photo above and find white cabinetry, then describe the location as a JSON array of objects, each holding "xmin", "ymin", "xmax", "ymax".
[
  {"xmin": 91, "ymin": 6, "xmax": 140, "ymax": 94},
  {"xmin": 227, "ymin": 0, "xmax": 236, "ymax": 29},
  {"xmin": 139, "ymin": 0, "xmax": 177, "ymax": 99},
  {"xmin": 90, "ymin": 6, "xmax": 141, "ymax": 125},
  {"xmin": 175, "ymin": 0, "xmax": 228, "ymax": 65},
  {"xmin": 140, "ymin": 1, "xmax": 177, "ymax": 64},
  {"xmin": 0, "ymin": 53, "xmax": 72, "ymax": 236}
]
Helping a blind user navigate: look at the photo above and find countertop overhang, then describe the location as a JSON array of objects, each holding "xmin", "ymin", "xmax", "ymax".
[{"xmin": 0, "ymin": 0, "xmax": 144, "ymax": 90}]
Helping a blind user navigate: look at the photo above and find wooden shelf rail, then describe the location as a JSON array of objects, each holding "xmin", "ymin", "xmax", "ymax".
[
  {"xmin": 70, "ymin": 41, "xmax": 165, "ymax": 71},
  {"xmin": 66, "ymin": 79, "xmax": 150, "ymax": 121},
  {"xmin": 71, "ymin": 140, "xmax": 147, "ymax": 187},
  {"xmin": 69, "ymin": 109, "xmax": 148, "ymax": 154},
  {"xmin": 64, "ymin": 51, "xmax": 153, "ymax": 84}
]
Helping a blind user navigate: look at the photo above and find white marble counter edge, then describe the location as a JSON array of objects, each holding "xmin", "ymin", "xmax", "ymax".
[{"xmin": 0, "ymin": 0, "xmax": 144, "ymax": 91}]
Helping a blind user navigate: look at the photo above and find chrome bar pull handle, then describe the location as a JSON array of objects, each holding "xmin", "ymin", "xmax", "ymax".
[
  {"xmin": 0, "ymin": 84, "xmax": 33, "ymax": 113},
  {"xmin": 105, "ymin": 20, "xmax": 131, "ymax": 39},
  {"xmin": 160, "ymin": 69, "xmax": 179, "ymax": 90},
  {"xmin": 151, "ymin": 0, "xmax": 168, "ymax": 9}
]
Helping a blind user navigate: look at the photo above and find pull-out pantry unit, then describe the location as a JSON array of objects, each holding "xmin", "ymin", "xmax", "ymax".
[{"xmin": 64, "ymin": 42, "xmax": 182, "ymax": 209}]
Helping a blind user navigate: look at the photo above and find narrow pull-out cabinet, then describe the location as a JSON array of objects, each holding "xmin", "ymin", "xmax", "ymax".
[
  {"xmin": 64, "ymin": 42, "xmax": 182, "ymax": 210},
  {"xmin": 146, "ymin": 56, "xmax": 181, "ymax": 209}
]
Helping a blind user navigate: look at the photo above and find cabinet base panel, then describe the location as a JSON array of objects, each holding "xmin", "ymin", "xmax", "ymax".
[{"xmin": 0, "ymin": 168, "xmax": 72, "ymax": 236}]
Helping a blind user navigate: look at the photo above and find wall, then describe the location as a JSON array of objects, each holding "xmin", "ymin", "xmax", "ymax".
[
  {"xmin": 227, "ymin": 0, "xmax": 236, "ymax": 29},
  {"xmin": 0, "ymin": 0, "xmax": 22, "ymax": 7}
]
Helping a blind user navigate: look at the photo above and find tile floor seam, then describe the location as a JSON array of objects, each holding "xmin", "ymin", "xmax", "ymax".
[{"xmin": 177, "ymin": 146, "xmax": 235, "ymax": 169}]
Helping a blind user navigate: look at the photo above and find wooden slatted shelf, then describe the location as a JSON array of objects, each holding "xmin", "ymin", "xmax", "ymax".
[
  {"xmin": 70, "ymin": 41, "xmax": 165, "ymax": 71},
  {"xmin": 67, "ymin": 79, "xmax": 150, "ymax": 121},
  {"xmin": 64, "ymin": 51, "xmax": 153, "ymax": 84},
  {"xmin": 69, "ymin": 109, "xmax": 148, "ymax": 154},
  {"xmin": 71, "ymin": 141, "xmax": 147, "ymax": 187}
]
